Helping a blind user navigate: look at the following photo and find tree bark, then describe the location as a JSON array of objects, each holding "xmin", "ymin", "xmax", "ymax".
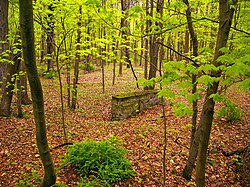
[
  {"xmin": 0, "ymin": 57, "xmax": 20, "ymax": 116},
  {"xmin": 20, "ymin": 61, "xmax": 32, "ymax": 105},
  {"xmin": 182, "ymin": 0, "xmax": 199, "ymax": 180},
  {"xmin": 46, "ymin": 3, "xmax": 55, "ymax": 72},
  {"xmin": 19, "ymin": 0, "xmax": 56, "ymax": 186},
  {"xmin": 147, "ymin": 0, "xmax": 164, "ymax": 89},
  {"xmin": 0, "ymin": 0, "xmax": 9, "ymax": 92},
  {"xmin": 71, "ymin": 6, "xmax": 82, "ymax": 110},
  {"xmin": 196, "ymin": 0, "xmax": 237, "ymax": 186}
]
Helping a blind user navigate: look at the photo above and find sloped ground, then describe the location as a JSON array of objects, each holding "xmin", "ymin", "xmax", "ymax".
[{"xmin": 0, "ymin": 66, "xmax": 249, "ymax": 186}]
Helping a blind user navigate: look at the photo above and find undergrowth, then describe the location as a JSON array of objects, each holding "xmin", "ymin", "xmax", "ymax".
[
  {"xmin": 216, "ymin": 98, "xmax": 242, "ymax": 122},
  {"xmin": 63, "ymin": 136, "xmax": 136, "ymax": 186}
]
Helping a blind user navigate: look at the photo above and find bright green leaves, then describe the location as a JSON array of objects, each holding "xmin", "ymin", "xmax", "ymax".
[
  {"xmin": 209, "ymin": 94, "xmax": 223, "ymax": 102},
  {"xmin": 63, "ymin": 136, "xmax": 135, "ymax": 186},
  {"xmin": 196, "ymin": 75, "xmax": 220, "ymax": 86},
  {"xmin": 173, "ymin": 102, "xmax": 193, "ymax": 117}
]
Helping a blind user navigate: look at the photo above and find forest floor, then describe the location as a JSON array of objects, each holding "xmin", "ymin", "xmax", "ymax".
[{"xmin": 0, "ymin": 66, "xmax": 249, "ymax": 187}]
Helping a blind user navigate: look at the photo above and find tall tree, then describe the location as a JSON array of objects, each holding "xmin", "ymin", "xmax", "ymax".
[
  {"xmin": 0, "ymin": 34, "xmax": 21, "ymax": 116},
  {"xmin": 0, "ymin": 0, "xmax": 9, "ymax": 92},
  {"xmin": 147, "ymin": 0, "xmax": 164, "ymax": 89},
  {"xmin": 182, "ymin": 0, "xmax": 199, "ymax": 180},
  {"xmin": 46, "ymin": 2, "xmax": 55, "ymax": 72},
  {"xmin": 19, "ymin": 0, "xmax": 56, "ymax": 186},
  {"xmin": 195, "ymin": 0, "xmax": 237, "ymax": 186},
  {"xmin": 71, "ymin": 5, "xmax": 82, "ymax": 110}
]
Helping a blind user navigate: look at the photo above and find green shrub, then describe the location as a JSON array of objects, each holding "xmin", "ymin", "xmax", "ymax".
[
  {"xmin": 43, "ymin": 71, "xmax": 57, "ymax": 79},
  {"xmin": 64, "ymin": 136, "xmax": 136, "ymax": 186},
  {"xmin": 79, "ymin": 63, "xmax": 95, "ymax": 71},
  {"xmin": 216, "ymin": 99, "xmax": 241, "ymax": 122}
]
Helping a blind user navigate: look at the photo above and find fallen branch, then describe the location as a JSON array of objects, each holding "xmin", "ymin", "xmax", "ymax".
[
  {"xmin": 221, "ymin": 145, "xmax": 249, "ymax": 157},
  {"xmin": 50, "ymin": 142, "xmax": 73, "ymax": 151}
]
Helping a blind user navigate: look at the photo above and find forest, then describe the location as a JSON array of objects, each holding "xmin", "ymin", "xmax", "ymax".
[{"xmin": 0, "ymin": 0, "xmax": 249, "ymax": 186}]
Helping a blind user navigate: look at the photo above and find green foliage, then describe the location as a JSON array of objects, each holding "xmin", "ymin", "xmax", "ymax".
[
  {"xmin": 79, "ymin": 62, "xmax": 95, "ymax": 71},
  {"xmin": 43, "ymin": 71, "xmax": 57, "ymax": 79},
  {"xmin": 216, "ymin": 98, "xmax": 241, "ymax": 122},
  {"xmin": 63, "ymin": 136, "xmax": 136, "ymax": 186},
  {"xmin": 232, "ymin": 155, "xmax": 243, "ymax": 166},
  {"xmin": 16, "ymin": 169, "xmax": 39, "ymax": 187}
]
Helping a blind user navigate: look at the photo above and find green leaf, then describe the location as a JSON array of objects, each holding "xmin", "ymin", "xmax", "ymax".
[{"xmin": 209, "ymin": 94, "xmax": 223, "ymax": 102}]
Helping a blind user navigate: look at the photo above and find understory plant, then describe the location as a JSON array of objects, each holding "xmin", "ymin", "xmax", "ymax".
[
  {"xmin": 63, "ymin": 136, "xmax": 136, "ymax": 186},
  {"xmin": 216, "ymin": 98, "xmax": 242, "ymax": 122}
]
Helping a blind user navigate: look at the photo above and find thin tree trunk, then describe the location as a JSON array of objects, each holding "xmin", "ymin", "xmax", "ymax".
[
  {"xmin": 40, "ymin": 33, "xmax": 45, "ymax": 64},
  {"xmin": 0, "ymin": 55, "xmax": 20, "ymax": 116},
  {"xmin": 20, "ymin": 61, "xmax": 32, "ymax": 105},
  {"xmin": 0, "ymin": 0, "xmax": 9, "ymax": 92},
  {"xmin": 196, "ymin": 0, "xmax": 237, "ymax": 186},
  {"xmin": 17, "ymin": 74, "xmax": 23, "ymax": 118},
  {"xmin": 46, "ymin": 3, "xmax": 55, "ymax": 72},
  {"xmin": 71, "ymin": 5, "xmax": 82, "ymax": 109},
  {"xmin": 182, "ymin": 0, "xmax": 199, "ymax": 180},
  {"xmin": 144, "ymin": 0, "xmax": 149, "ymax": 79},
  {"xmin": 19, "ymin": 0, "xmax": 56, "ymax": 186},
  {"xmin": 148, "ymin": 0, "xmax": 164, "ymax": 89}
]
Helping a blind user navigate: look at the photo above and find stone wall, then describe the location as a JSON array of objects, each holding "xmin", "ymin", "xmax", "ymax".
[{"xmin": 111, "ymin": 90, "xmax": 160, "ymax": 121}]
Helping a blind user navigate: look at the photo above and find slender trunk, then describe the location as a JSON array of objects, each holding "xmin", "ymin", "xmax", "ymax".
[
  {"xmin": 196, "ymin": 0, "xmax": 236, "ymax": 186},
  {"xmin": 71, "ymin": 5, "xmax": 82, "ymax": 109},
  {"xmin": 148, "ymin": 0, "xmax": 164, "ymax": 89},
  {"xmin": 182, "ymin": 0, "xmax": 199, "ymax": 180},
  {"xmin": 0, "ymin": 54, "xmax": 20, "ymax": 116},
  {"xmin": 19, "ymin": 0, "xmax": 56, "ymax": 186},
  {"xmin": 17, "ymin": 75, "xmax": 23, "ymax": 118},
  {"xmin": 40, "ymin": 33, "xmax": 45, "ymax": 64},
  {"xmin": 20, "ymin": 61, "xmax": 32, "ymax": 105},
  {"xmin": 144, "ymin": 0, "xmax": 149, "ymax": 79},
  {"xmin": 46, "ymin": 3, "xmax": 55, "ymax": 72},
  {"xmin": 0, "ymin": 0, "xmax": 9, "ymax": 92}
]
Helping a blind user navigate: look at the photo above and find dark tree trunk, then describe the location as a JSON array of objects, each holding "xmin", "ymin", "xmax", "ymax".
[
  {"xmin": 182, "ymin": 0, "xmax": 199, "ymax": 180},
  {"xmin": 71, "ymin": 5, "xmax": 82, "ymax": 109},
  {"xmin": 144, "ymin": 0, "xmax": 149, "ymax": 79},
  {"xmin": 0, "ymin": 0, "xmax": 9, "ymax": 92},
  {"xmin": 20, "ymin": 61, "xmax": 32, "ymax": 105},
  {"xmin": 19, "ymin": 0, "xmax": 56, "ymax": 186},
  {"xmin": 40, "ymin": 33, "xmax": 45, "ymax": 64},
  {"xmin": 46, "ymin": 3, "xmax": 55, "ymax": 72},
  {"xmin": 0, "ymin": 32, "xmax": 22, "ymax": 116},
  {"xmin": 147, "ymin": 0, "xmax": 164, "ymax": 89},
  {"xmin": 0, "ymin": 58, "xmax": 20, "ymax": 116},
  {"xmin": 196, "ymin": 0, "xmax": 237, "ymax": 186},
  {"xmin": 120, "ymin": 0, "xmax": 130, "ymax": 71}
]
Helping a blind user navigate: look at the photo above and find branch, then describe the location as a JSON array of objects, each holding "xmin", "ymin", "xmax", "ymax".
[
  {"xmin": 168, "ymin": 8, "xmax": 250, "ymax": 36},
  {"xmin": 221, "ymin": 145, "xmax": 249, "ymax": 157},
  {"xmin": 156, "ymin": 42, "xmax": 199, "ymax": 67}
]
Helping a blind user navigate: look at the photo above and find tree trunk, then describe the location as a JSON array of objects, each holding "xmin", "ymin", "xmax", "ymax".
[
  {"xmin": 0, "ymin": 0, "xmax": 9, "ymax": 92},
  {"xmin": 148, "ymin": 0, "xmax": 164, "ymax": 89},
  {"xmin": 0, "ymin": 49, "xmax": 20, "ymax": 116},
  {"xmin": 46, "ymin": 3, "xmax": 55, "ymax": 72},
  {"xmin": 40, "ymin": 33, "xmax": 45, "ymax": 64},
  {"xmin": 196, "ymin": 0, "xmax": 237, "ymax": 186},
  {"xmin": 182, "ymin": 0, "xmax": 199, "ymax": 180},
  {"xmin": 144, "ymin": 0, "xmax": 149, "ymax": 79},
  {"xmin": 20, "ymin": 61, "xmax": 32, "ymax": 105},
  {"xmin": 71, "ymin": 6, "xmax": 82, "ymax": 109},
  {"xmin": 19, "ymin": 0, "xmax": 56, "ymax": 186}
]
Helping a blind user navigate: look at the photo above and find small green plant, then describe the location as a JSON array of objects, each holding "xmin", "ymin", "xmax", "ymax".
[
  {"xmin": 63, "ymin": 136, "xmax": 136, "ymax": 186},
  {"xmin": 216, "ymin": 98, "xmax": 241, "ymax": 122},
  {"xmin": 43, "ymin": 71, "xmax": 57, "ymax": 79},
  {"xmin": 232, "ymin": 155, "xmax": 243, "ymax": 166}
]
